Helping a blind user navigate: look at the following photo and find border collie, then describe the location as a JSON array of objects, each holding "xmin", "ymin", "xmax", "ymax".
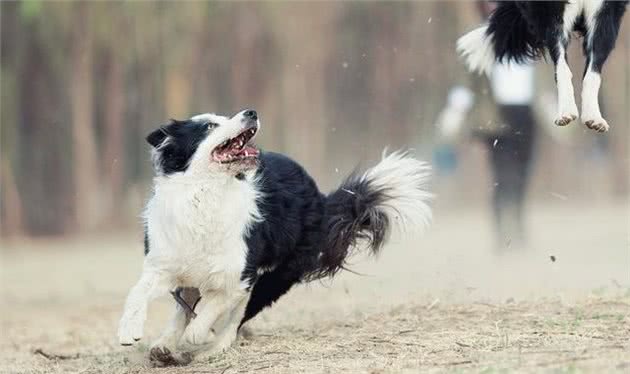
[
  {"xmin": 118, "ymin": 109, "xmax": 432, "ymax": 366},
  {"xmin": 457, "ymin": 0, "xmax": 627, "ymax": 133}
]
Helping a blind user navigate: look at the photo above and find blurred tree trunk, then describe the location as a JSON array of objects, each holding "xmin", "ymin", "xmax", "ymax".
[
  {"xmin": 273, "ymin": 3, "xmax": 339, "ymax": 178},
  {"xmin": 230, "ymin": 5, "xmax": 265, "ymax": 107},
  {"xmin": 102, "ymin": 52, "xmax": 126, "ymax": 222},
  {"xmin": 8, "ymin": 3, "xmax": 74, "ymax": 236},
  {"xmin": 70, "ymin": 4, "xmax": 101, "ymax": 230},
  {"xmin": 1, "ymin": 159, "xmax": 24, "ymax": 236},
  {"xmin": 164, "ymin": 69, "xmax": 191, "ymax": 118},
  {"xmin": 0, "ymin": 2, "xmax": 22, "ymax": 236}
]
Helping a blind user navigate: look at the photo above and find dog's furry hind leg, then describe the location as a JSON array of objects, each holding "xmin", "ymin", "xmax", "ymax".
[
  {"xmin": 581, "ymin": 3, "xmax": 626, "ymax": 133},
  {"xmin": 549, "ymin": 36, "xmax": 579, "ymax": 127}
]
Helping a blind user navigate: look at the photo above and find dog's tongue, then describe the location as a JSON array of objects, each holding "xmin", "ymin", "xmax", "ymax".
[{"xmin": 240, "ymin": 145, "xmax": 259, "ymax": 155}]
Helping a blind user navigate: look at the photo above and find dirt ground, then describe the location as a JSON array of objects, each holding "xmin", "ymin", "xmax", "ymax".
[{"xmin": 1, "ymin": 201, "xmax": 629, "ymax": 373}]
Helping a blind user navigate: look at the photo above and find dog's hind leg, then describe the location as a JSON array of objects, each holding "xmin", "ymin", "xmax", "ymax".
[
  {"xmin": 581, "ymin": 2, "xmax": 626, "ymax": 133},
  {"xmin": 207, "ymin": 296, "xmax": 249, "ymax": 355},
  {"xmin": 548, "ymin": 30, "xmax": 579, "ymax": 127},
  {"xmin": 149, "ymin": 288, "xmax": 200, "ymax": 367}
]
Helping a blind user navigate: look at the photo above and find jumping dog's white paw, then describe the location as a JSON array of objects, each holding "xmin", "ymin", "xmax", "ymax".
[
  {"xmin": 582, "ymin": 116, "xmax": 609, "ymax": 133},
  {"xmin": 554, "ymin": 112, "xmax": 578, "ymax": 127}
]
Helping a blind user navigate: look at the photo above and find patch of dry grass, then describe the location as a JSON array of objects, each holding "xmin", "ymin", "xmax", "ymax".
[
  {"xmin": 2, "ymin": 297, "xmax": 629, "ymax": 373},
  {"xmin": 2, "ymin": 203, "xmax": 628, "ymax": 373}
]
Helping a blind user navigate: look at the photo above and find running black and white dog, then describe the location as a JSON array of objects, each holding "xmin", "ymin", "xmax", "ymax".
[
  {"xmin": 118, "ymin": 109, "xmax": 432, "ymax": 366},
  {"xmin": 457, "ymin": 0, "xmax": 627, "ymax": 132}
]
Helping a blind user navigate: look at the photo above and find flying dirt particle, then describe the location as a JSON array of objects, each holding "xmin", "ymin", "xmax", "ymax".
[
  {"xmin": 335, "ymin": 168, "xmax": 339, "ymax": 173},
  {"xmin": 550, "ymin": 255, "xmax": 556, "ymax": 262},
  {"xmin": 427, "ymin": 298, "xmax": 440, "ymax": 310},
  {"xmin": 409, "ymin": 77, "xmax": 416, "ymax": 83},
  {"xmin": 493, "ymin": 139, "xmax": 498, "ymax": 148},
  {"xmin": 550, "ymin": 192, "xmax": 568, "ymax": 200},
  {"xmin": 428, "ymin": 17, "xmax": 432, "ymax": 23},
  {"xmin": 342, "ymin": 61, "xmax": 349, "ymax": 69}
]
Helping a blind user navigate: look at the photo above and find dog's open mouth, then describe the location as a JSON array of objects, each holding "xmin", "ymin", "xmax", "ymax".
[{"xmin": 212, "ymin": 125, "xmax": 259, "ymax": 164}]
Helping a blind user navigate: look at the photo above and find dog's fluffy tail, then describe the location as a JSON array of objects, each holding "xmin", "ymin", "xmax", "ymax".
[
  {"xmin": 314, "ymin": 150, "xmax": 432, "ymax": 279},
  {"xmin": 457, "ymin": 2, "xmax": 544, "ymax": 75}
]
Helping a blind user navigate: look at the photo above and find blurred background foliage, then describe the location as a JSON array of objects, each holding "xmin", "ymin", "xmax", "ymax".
[{"xmin": 1, "ymin": 1, "xmax": 628, "ymax": 237}]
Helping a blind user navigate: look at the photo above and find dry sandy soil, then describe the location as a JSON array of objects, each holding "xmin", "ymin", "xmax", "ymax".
[{"xmin": 1, "ymin": 202, "xmax": 629, "ymax": 373}]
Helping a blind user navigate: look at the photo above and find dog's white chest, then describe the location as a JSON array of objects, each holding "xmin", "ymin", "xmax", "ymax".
[{"xmin": 144, "ymin": 176, "xmax": 260, "ymax": 290}]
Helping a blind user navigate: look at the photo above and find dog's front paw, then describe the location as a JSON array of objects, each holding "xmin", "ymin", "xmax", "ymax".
[
  {"xmin": 149, "ymin": 346, "xmax": 193, "ymax": 367},
  {"xmin": 583, "ymin": 116, "xmax": 609, "ymax": 133},
  {"xmin": 118, "ymin": 315, "xmax": 144, "ymax": 346}
]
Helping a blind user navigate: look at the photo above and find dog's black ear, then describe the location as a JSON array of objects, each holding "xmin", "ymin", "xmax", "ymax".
[{"xmin": 146, "ymin": 127, "xmax": 169, "ymax": 147}]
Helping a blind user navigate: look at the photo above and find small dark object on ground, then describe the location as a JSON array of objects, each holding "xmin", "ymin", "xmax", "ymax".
[{"xmin": 33, "ymin": 348, "xmax": 79, "ymax": 361}]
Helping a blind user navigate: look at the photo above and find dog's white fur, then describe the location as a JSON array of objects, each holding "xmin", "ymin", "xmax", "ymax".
[
  {"xmin": 118, "ymin": 110, "xmax": 262, "ymax": 353},
  {"xmin": 456, "ymin": 26, "xmax": 495, "ymax": 76},
  {"xmin": 361, "ymin": 150, "xmax": 433, "ymax": 233}
]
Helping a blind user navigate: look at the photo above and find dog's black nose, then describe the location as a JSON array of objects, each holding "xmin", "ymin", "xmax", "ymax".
[{"xmin": 243, "ymin": 110, "xmax": 257, "ymax": 121}]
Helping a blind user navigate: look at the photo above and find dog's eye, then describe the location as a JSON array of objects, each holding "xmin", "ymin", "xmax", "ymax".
[{"xmin": 207, "ymin": 122, "xmax": 219, "ymax": 129}]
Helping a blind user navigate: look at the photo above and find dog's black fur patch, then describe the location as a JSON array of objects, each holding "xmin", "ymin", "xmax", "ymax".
[
  {"xmin": 239, "ymin": 152, "xmax": 390, "ymax": 325},
  {"xmin": 146, "ymin": 119, "xmax": 213, "ymax": 175}
]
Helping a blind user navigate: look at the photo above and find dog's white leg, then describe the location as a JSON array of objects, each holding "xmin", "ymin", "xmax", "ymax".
[
  {"xmin": 554, "ymin": 45, "xmax": 579, "ymax": 127},
  {"xmin": 579, "ymin": 2, "xmax": 622, "ymax": 133},
  {"xmin": 180, "ymin": 290, "xmax": 245, "ymax": 349},
  {"xmin": 118, "ymin": 268, "xmax": 170, "ymax": 345},
  {"xmin": 155, "ymin": 307, "xmax": 189, "ymax": 347},
  {"xmin": 148, "ymin": 306, "xmax": 193, "ymax": 366},
  {"xmin": 207, "ymin": 295, "xmax": 249, "ymax": 355},
  {"xmin": 581, "ymin": 65, "xmax": 608, "ymax": 132},
  {"xmin": 149, "ymin": 288, "xmax": 199, "ymax": 366}
]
